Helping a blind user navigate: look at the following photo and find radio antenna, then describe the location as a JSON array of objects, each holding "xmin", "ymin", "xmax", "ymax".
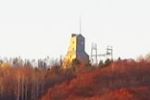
[{"xmin": 79, "ymin": 16, "xmax": 82, "ymax": 34}]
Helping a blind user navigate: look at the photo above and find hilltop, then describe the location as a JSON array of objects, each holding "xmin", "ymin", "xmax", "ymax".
[{"xmin": 41, "ymin": 59, "xmax": 150, "ymax": 100}]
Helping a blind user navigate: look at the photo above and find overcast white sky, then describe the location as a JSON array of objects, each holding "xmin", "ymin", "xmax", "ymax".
[{"xmin": 0, "ymin": 0, "xmax": 150, "ymax": 59}]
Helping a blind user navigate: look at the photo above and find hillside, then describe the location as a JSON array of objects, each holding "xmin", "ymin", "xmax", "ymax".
[{"xmin": 41, "ymin": 60, "xmax": 150, "ymax": 100}]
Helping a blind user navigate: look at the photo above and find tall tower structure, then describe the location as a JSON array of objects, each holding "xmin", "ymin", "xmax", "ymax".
[{"xmin": 63, "ymin": 34, "xmax": 89, "ymax": 68}]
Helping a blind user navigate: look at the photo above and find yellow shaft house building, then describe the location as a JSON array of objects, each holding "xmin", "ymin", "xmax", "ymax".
[{"xmin": 63, "ymin": 34, "xmax": 89, "ymax": 68}]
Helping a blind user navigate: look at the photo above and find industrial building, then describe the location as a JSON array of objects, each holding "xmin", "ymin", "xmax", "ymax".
[{"xmin": 63, "ymin": 34, "xmax": 89, "ymax": 68}]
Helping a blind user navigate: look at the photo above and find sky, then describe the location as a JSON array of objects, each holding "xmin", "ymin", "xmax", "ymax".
[{"xmin": 0, "ymin": 0, "xmax": 150, "ymax": 60}]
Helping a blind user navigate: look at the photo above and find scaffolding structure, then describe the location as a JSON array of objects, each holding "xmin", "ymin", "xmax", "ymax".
[{"xmin": 91, "ymin": 43, "xmax": 113, "ymax": 65}]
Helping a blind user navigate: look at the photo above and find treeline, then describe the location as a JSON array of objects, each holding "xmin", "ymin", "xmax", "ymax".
[
  {"xmin": 0, "ymin": 56, "xmax": 61, "ymax": 69},
  {"xmin": 1, "ymin": 56, "xmax": 150, "ymax": 100},
  {"xmin": 0, "ymin": 64, "xmax": 76, "ymax": 100}
]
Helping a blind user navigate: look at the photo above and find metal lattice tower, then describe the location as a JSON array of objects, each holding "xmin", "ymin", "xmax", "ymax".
[
  {"xmin": 91, "ymin": 43, "xmax": 98, "ymax": 64},
  {"xmin": 91, "ymin": 43, "xmax": 113, "ymax": 65},
  {"xmin": 106, "ymin": 46, "xmax": 113, "ymax": 60}
]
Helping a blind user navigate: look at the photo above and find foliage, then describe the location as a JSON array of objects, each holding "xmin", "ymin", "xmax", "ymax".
[
  {"xmin": 1, "ymin": 57, "xmax": 150, "ymax": 100},
  {"xmin": 0, "ymin": 64, "xmax": 75, "ymax": 100},
  {"xmin": 41, "ymin": 59, "xmax": 150, "ymax": 100}
]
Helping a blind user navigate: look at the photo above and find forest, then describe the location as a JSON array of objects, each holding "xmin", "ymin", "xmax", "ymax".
[{"xmin": 0, "ymin": 57, "xmax": 150, "ymax": 100}]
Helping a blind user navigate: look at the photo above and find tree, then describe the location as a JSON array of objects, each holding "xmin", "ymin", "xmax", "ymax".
[
  {"xmin": 98, "ymin": 60, "xmax": 104, "ymax": 67},
  {"xmin": 103, "ymin": 58, "xmax": 112, "ymax": 67}
]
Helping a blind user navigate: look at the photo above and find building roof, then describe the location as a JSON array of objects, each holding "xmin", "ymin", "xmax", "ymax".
[{"xmin": 71, "ymin": 33, "xmax": 84, "ymax": 38}]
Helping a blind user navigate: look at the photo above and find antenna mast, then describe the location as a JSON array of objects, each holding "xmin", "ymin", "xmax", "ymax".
[{"xmin": 79, "ymin": 16, "xmax": 82, "ymax": 34}]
